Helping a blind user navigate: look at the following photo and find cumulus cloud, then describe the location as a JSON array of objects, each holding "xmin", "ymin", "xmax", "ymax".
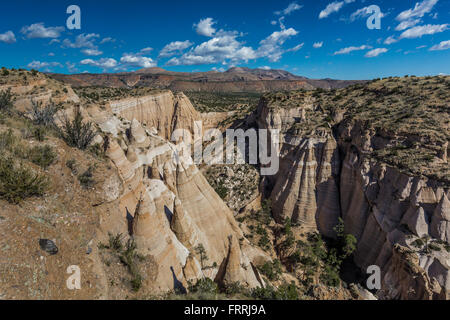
[
  {"xmin": 120, "ymin": 53, "xmax": 156, "ymax": 68},
  {"xmin": 257, "ymin": 28, "xmax": 299, "ymax": 61},
  {"xmin": 384, "ymin": 36, "xmax": 398, "ymax": 45},
  {"xmin": 319, "ymin": 0, "xmax": 355, "ymax": 19},
  {"xmin": 167, "ymin": 34, "xmax": 256, "ymax": 66},
  {"xmin": 287, "ymin": 43, "xmax": 304, "ymax": 52},
  {"xmin": 159, "ymin": 40, "xmax": 194, "ymax": 57},
  {"xmin": 168, "ymin": 19, "xmax": 298, "ymax": 66},
  {"xmin": 21, "ymin": 23, "xmax": 64, "ymax": 39},
  {"xmin": 275, "ymin": 2, "xmax": 303, "ymax": 16},
  {"xmin": 80, "ymin": 58, "xmax": 118, "ymax": 69},
  {"xmin": 313, "ymin": 42, "xmax": 323, "ymax": 48},
  {"xmin": 429, "ymin": 40, "xmax": 450, "ymax": 51},
  {"xmin": 0, "ymin": 31, "xmax": 16, "ymax": 44},
  {"xmin": 350, "ymin": 6, "xmax": 386, "ymax": 21},
  {"xmin": 27, "ymin": 60, "xmax": 62, "ymax": 71},
  {"xmin": 194, "ymin": 18, "xmax": 216, "ymax": 37},
  {"xmin": 399, "ymin": 24, "xmax": 448, "ymax": 39},
  {"xmin": 395, "ymin": 18, "xmax": 422, "ymax": 31},
  {"xmin": 66, "ymin": 62, "xmax": 78, "ymax": 73},
  {"xmin": 396, "ymin": 0, "xmax": 438, "ymax": 21},
  {"xmin": 100, "ymin": 37, "xmax": 115, "ymax": 44},
  {"xmin": 140, "ymin": 47, "xmax": 153, "ymax": 54},
  {"xmin": 365, "ymin": 48, "xmax": 388, "ymax": 58},
  {"xmin": 81, "ymin": 49, "xmax": 103, "ymax": 56},
  {"xmin": 334, "ymin": 45, "xmax": 371, "ymax": 55},
  {"xmin": 63, "ymin": 33, "xmax": 100, "ymax": 49}
]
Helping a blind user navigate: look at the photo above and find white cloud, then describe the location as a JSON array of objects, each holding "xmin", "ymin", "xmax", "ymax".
[
  {"xmin": 334, "ymin": 45, "xmax": 372, "ymax": 55},
  {"xmin": 21, "ymin": 23, "xmax": 64, "ymax": 39},
  {"xmin": 27, "ymin": 60, "xmax": 62, "ymax": 71},
  {"xmin": 287, "ymin": 43, "xmax": 304, "ymax": 52},
  {"xmin": 82, "ymin": 49, "xmax": 103, "ymax": 56},
  {"xmin": 120, "ymin": 53, "xmax": 156, "ymax": 68},
  {"xmin": 350, "ymin": 6, "xmax": 385, "ymax": 21},
  {"xmin": 140, "ymin": 47, "xmax": 153, "ymax": 54},
  {"xmin": 399, "ymin": 24, "xmax": 448, "ymax": 39},
  {"xmin": 384, "ymin": 36, "xmax": 398, "ymax": 45},
  {"xmin": 257, "ymin": 28, "xmax": 299, "ymax": 61},
  {"xmin": 100, "ymin": 37, "xmax": 115, "ymax": 44},
  {"xmin": 365, "ymin": 48, "xmax": 388, "ymax": 58},
  {"xmin": 66, "ymin": 62, "xmax": 78, "ymax": 73},
  {"xmin": 395, "ymin": 18, "xmax": 421, "ymax": 31},
  {"xmin": 259, "ymin": 66, "xmax": 271, "ymax": 70},
  {"xmin": 313, "ymin": 41, "xmax": 323, "ymax": 48},
  {"xmin": 168, "ymin": 22, "xmax": 298, "ymax": 66},
  {"xmin": 194, "ymin": 18, "xmax": 216, "ymax": 37},
  {"xmin": 0, "ymin": 31, "xmax": 16, "ymax": 44},
  {"xmin": 429, "ymin": 40, "xmax": 450, "ymax": 51},
  {"xmin": 275, "ymin": 2, "xmax": 303, "ymax": 16},
  {"xmin": 167, "ymin": 33, "xmax": 256, "ymax": 66},
  {"xmin": 396, "ymin": 0, "xmax": 439, "ymax": 21},
  {"xmin": 319, "ymin": 0, "xmax": 355, "ymax": 19},
  {"xmin": 63, "ymin": 33, "xmax": 100, "ymax": 49},
  {"xmin": 159, "ymin": 40, "xmax": 194, "ymax": 57},
  {"xmin": 80, "ymin": 58, "xmax": 118, "ymax": 69}
]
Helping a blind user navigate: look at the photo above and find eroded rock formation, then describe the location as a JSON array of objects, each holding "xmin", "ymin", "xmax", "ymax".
[{"xmin": 256, "ymin": 91, "xmax": 450, "ymax": 299}]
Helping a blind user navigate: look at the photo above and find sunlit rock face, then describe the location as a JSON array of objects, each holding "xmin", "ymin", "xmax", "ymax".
[
  {"xmin": 92, "ymin": 92, "xmax": 268, "ymax": 293},
  {"xmin": 257, "ymin": 94, "xmax": 450, "ymax": 300}
]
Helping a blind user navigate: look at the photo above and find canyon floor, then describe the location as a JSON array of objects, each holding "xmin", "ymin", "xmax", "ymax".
[{"xmin": 0, "ymin": 67, "xmax": 448, "ymax": 300}]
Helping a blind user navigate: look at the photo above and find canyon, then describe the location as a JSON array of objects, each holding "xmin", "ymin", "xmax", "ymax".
[{"xmin": 0, "ymin": 68, "xmax": 448, "ymax": 300}]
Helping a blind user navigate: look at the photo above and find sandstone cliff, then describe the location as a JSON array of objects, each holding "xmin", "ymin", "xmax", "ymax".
[{"xmin": 257, "ymin": 77, "xmax": 450, "ymax": 299}]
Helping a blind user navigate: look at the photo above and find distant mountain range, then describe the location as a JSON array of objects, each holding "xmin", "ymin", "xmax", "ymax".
[{"xmin": 49, "ymin": 67, "xmax": 366, "ymax": 93}]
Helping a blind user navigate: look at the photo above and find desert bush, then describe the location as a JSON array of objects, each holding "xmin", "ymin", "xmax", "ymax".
[
  {"xmin": 250, "ymin": 282, "xmax": 298, "ymax": 300},
  {"xmin": 119, "ymin": 239, "xmax": 144, "ymax": 292},
  {"xmin": 29, "ymin": 100, "xmax": 57, "ymax": 127},
  {"xmin": 66, "ymin": 159, "xmax": 78, "ymax": 175},
  {"xmin": 78, "ymin": 165, "xmax": 95, "ymax": 189},
  {"xmin": 27, "ymin": 145, "xmax": 57, "ymax": 169},
  {"xmin": 188, "ymin": 278, "xmax": 219, "ymax": 295},
  {"xmin": 259, "ymin": 260, "xmax": 282, "ymax": 281},
  {"xmin": 0, "ymin": 156, "xmax": 49, "ymax": 204},
  {"xmin": 0, "ymin": 89, "xmax": 13, "ymax": 112},
  {"xmin": 59, "ymin": 108, "xmax": 96, "ymax": 150},
  {"xmin": 0, "ymin": 129, "xmax": 56, "ymax": 169}
]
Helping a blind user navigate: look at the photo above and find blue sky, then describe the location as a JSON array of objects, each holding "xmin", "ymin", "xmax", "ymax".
[{"xmin": 0, "ymin": 0, "xmax": 448, "ymax": 79}]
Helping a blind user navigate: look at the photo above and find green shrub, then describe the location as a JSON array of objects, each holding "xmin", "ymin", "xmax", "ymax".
[
  {"xmin": 59, "ymin": 108, "xmax": 96, "ymax": 150},
  {"xmin": 251, "ymin": 282, "xmax": 298, "ymax": 300},
  {"xmin": 214, "ymin": 183, "xmax": 227, "ymax": 199},
  {"xmin": 27, "ymin": 145, "xmax": 57, "ymax": 169},
  {"xmin": 259, "ymin": 260, "xmax": 282, "ymax": 281},
  {"xmin": 66, "ymin": 159, "xmax": 78, "ymax": 174},
  {"xmin": 412, "ymin": 238, "xmax": 424, "ymax": 248},
  {"xmin": 119, "ymin": 239, "xmax": 144, "ymax": 292},
  {"xmin": 0, "ymin": 89, "xmax": 13, "ymax": 112},
  {"xmin": 0, "ymin": 156, "xmax": 49, "ymax": 204},
  {"xmin": 78, "ymin": 165, "xmax": 95, "ymax": 188},
  {"xmin": 188, "ymin": 278, "xmax": 218, "ymax": 295},
  {"xmin": 29, "ymin": 100, "xmax": 57, "ymax": 127}
]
